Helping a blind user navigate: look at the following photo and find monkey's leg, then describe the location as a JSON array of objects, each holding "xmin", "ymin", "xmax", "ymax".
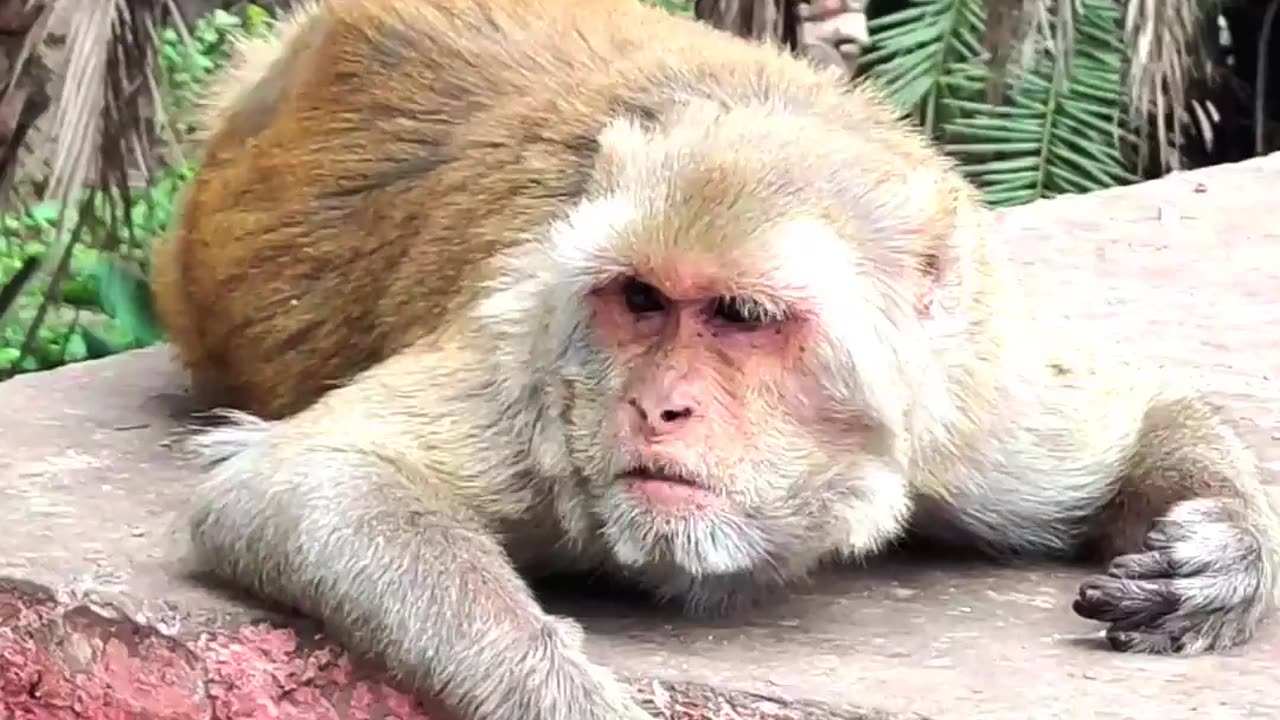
[
  {"xmin": 1073, "ymin": 391, "xmax": 1280, "ymax": 653},
  {"xmin": 183, "ymin": 414, "xmax": 650, "ymax": 720}
]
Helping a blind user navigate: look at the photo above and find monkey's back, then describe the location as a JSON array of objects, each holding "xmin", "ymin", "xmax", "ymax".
[{"xmin": 151, "ymin": 0, "xmax": 921, "ymax": 419}]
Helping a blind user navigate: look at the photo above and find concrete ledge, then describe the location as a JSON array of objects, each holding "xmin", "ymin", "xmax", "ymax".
[{"xmin": 3, "ymin": 153, "xmax": 1280, "ymax": 719}]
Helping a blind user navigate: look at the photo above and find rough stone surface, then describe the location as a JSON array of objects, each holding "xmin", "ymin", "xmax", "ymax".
[{"xmin": 2, "ymin": 153, "xmax": 1280, "ymax": 719}]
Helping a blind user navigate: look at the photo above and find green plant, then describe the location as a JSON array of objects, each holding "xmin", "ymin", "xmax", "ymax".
[
  {"xmin": 648, "ymin": 0, "xmax": 695, "ymax": 16},
  {"xmin": 0, "ymin": 3, "xmax": 275, "ymax": 377},
  {"xmin": 0, "ymin": 161, "xmax": 196, "ymax": 373},
  {"xmin": 159, "ymin": 6, "xmax": 275, "ymax": 132}
]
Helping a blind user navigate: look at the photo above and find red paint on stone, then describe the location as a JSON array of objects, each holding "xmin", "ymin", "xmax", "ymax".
[
  {"xmin": 195, "ymin": 624, "xmax": 429, "ymax": 719},
  {"xmin": 1, "ymin": 580, "xmax": 203, "ymax": 719},
  {"xmin": 0, "ymin": 580, "xmax": 434, "ymax": 720}
]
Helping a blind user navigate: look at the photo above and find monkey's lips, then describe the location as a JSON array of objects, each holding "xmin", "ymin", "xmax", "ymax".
[{"xmin": 618, "ymin": 466, "xmax": 724, "ymax": 514}]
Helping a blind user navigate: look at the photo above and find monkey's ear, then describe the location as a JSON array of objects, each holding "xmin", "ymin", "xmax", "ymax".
[
  {"xmin": 913, "ymin": 252, "xmax": 943, "ymax": 316},
  {"xmin": 898, "ymin": 170, "xmax": 963, "ymax": 318}
]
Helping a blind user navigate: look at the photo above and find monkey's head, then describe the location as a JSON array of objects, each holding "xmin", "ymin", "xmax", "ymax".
[{"xmin": 518, "ymin": 98, "xmax": 976, "ymax": 591}]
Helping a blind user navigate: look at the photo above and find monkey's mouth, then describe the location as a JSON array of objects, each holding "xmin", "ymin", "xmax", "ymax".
[{"xmin": 617, "ymin": 465, "xmax": 723, "ymax": 514}]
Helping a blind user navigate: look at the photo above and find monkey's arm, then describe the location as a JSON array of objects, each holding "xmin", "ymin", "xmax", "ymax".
[
  {"xmin": 1069, "ymin": 389, "xmax": 1280, "ymax": 653},
  {"xmin": 183, "ymin": 406, "xmax": 650, "ymax": 720},
  {"xmin": 931, "ymin": 378, "xmax": 1280, "ymax": 654}
]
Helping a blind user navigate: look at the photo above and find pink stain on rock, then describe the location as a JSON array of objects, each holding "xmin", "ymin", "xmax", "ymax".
[
  {"xmin": 0, "ymin": 579, "xmax": 434, "ymax": 720},
  {"xmin": 0, "ymin": 578, "xmax": 815, "ymax": 719}
]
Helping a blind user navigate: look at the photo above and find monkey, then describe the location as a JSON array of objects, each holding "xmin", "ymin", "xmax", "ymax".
[{"xmin": 149, "ymin": 0, "xmax": 1280, "ymax": 719}]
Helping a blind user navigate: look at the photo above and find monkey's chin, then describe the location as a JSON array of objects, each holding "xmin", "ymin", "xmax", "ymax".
[{"xmin": 598, "ymin": 484, "xmax": 768, "ymax": 577}]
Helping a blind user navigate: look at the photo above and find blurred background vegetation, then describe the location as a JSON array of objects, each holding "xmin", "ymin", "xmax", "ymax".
[{"xmin": 0, "ymin": 0, "xmax": 1276, "ymax": 379}]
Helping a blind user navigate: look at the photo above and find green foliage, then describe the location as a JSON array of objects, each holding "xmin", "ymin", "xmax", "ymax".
[
  {"xmin": 0, "ymin": 162, "xmax": 194, "ymax": 373},
  {"xmin": 647, "ymin": 0, "xmax": 695, "ymax": 16},
  {"xmin": 862, "ymin": 0, "xmax": 1140, "ymax": 207},
  {"xmin": 0, "ymin": 4, "xmax": 274, "ymax": 377},
  {"xmin": 159, "ymin": 6, "xmax": 274, "ymax": 131},
  {"xmin": 858, "ymin": 0, "xmax": 986, "ymax": 136}
]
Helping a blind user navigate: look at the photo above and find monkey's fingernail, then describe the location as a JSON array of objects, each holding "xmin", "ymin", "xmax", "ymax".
[
  {"xmin": 1077, "ymin": 583, "xmax": 1106, "ymax": 603},
  {"xmin": 1072, "ymin": 593, "xmax": 1107, "ymax": 619}
]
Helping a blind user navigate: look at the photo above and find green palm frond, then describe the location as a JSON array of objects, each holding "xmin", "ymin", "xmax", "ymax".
[
  {"xmin": 0, "ymin": 2, "xmax": 275, "ymax": 376},
  {"xmin": 862, "ymin": 0, "xmax": 1139, "ymax": 207},
  {"xmin": 940, "ymin": 0, "xmax": 1140, "ymax": 206},
  {"xmin": 858, "ymin": 0, "xmax": 986, "ymax": 134}
]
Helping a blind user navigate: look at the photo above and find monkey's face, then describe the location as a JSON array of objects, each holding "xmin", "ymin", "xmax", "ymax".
[
  {"xmin": 541, "ymin": 107, "xmax": 942, "ymax": 586},
  {"xmin": 549, "ymin": 207, "xmax": 922, "ymax": 587}
]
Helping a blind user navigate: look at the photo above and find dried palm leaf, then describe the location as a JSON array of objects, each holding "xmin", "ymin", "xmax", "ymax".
[{"xmin": 1124, "ymin": 0, "xmax": 1221, "ymax": 171}]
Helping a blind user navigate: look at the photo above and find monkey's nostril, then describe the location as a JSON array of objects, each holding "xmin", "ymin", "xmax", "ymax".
[
  {"xmin": 659, "ymin": 407, "xmax": 693, "ymax": 424},
  {"xmin": 630, "ymin": 398, "xmax": 693, "ymax": 429}
]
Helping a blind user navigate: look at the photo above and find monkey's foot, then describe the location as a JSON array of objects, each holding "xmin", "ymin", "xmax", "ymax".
[{"xmin": 1073, "ymin": 497, "xmax": 1275, "ymax": 654}]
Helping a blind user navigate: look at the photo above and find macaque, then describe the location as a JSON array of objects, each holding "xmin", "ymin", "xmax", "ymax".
[{"xmin": 149, "ymin": 0, "xmax": 1280, "ymax": 719}]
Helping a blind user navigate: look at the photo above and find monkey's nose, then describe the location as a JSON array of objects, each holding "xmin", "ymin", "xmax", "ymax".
[{"xmin": 628, "ymin": 397, "xmax": 695, "ymax": 434}]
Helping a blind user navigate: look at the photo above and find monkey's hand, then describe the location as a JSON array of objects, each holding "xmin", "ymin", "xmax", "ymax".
[
  {"xmin": 1074, "ymin": 497, "xmax": 1278, "ymax": 654},
  {"xmin": 183, "ymin": 412, "xmax": 653, "ymax": 720}
]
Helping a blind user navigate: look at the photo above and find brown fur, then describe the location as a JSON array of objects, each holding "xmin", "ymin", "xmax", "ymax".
[{"xmin": 154, "ymin": 0, "xmax": 933, "ymax": 419}]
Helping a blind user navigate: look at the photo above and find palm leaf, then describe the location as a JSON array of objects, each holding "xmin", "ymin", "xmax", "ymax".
[
  {"xmin": 860, "ymin": 0, "xmax": 987, "ymax": 133},
  {"xmin": 937, "ymin": 0, "xmax": 1138, "ymax": 206},
  {"xmin": 860, "ymin": 0, "xmax": 1139, "ymax": 208}
]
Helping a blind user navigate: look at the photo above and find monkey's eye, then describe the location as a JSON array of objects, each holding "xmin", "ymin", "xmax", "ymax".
[
  {"xmin": 621, "ymin": 278, "xmax": 666, "ymax": 315},
  {"xmin": 711, "ymin": 296, "xmax": 772, "ymax": 327}
]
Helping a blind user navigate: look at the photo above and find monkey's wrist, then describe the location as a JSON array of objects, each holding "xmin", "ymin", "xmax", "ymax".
[{"xmin": 514, "ymin": 616, "xmax": 654, "ymax": 719}]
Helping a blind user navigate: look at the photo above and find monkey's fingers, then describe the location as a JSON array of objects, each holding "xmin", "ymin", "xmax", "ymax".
[
  {"xmin": 1104, "ymin": 550, "xmax": 1176, "ymax": 579},
  {"xmin": 1075, "ymin": 508, "xmax": 1268, "ymax": 655},
  {"xmin": 1103, "ymin": 627, "xmax": 1186, "ymax": 654},
  {"xmin": 1099, "ymin": 573, "xmax": 1265, "ymax": 653},
  {"xmin": 1072, "ymin": 575, "xmax": 1181, "ymax": 627},
  {"xmin": 1100, "ymin": 596, "xmax": 1261, "ymax": 655},
  {"xmin": 1076, "ymin": 569, "xmax": 1261, "ymax": 623}
]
